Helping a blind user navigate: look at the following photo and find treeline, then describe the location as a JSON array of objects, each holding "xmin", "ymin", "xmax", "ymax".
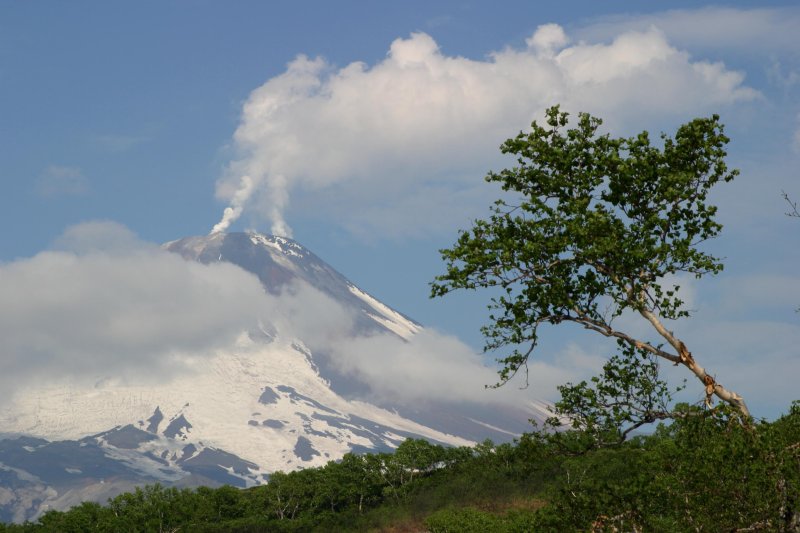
[
  {"xmin": 1, "ymin": 438, "xmax": 537, "ymax": 532},
  {"xmin": 3, "ymin": 403, "xmax": 799, "ymax": 532}
]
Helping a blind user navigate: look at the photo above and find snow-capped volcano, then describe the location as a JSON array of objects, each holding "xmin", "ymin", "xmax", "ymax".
[
  {"xmin": 163, "ymin": 232, "xmax": 421, "ymax": 340},
  {"xmin": 0, "ymin": 232, "xmax": 541, "ymax": 522}
]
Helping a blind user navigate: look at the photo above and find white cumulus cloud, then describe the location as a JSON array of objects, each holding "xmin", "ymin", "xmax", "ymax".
[{"xmin": 212, "ymin": 24, "xmax": 758, "ymax": 239}]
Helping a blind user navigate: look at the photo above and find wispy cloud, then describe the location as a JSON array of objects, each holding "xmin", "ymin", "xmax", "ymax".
[
  {"xmin": 35, "ymin": 165, "xmax": 89, "ymax": 197},
  {"xmin": 793, "ymin": 113, "xmax": 800, "ymax": 153},
  {"xmin": 325, "ymin": 331, "xmax": 605, "ymax": 407},
  {"xmin": 574, "ymin": 6, "xmax": 800, "ymax": 52}
]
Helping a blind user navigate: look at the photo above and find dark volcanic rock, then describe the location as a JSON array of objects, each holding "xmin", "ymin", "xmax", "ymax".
[
  {"xmin": 146, "ymin": 407, "xmax": 164, "ymax": 433},
  {"xmin": 163, "ymin": 415, "xmax": 192, "ymax": 440},
  {"xmin": 258, "ymin": 386, "xmax": 280, "ymax": 405},
  {"xmin": 293, "ymin": 436, "xmax": 320, "ymax": 461},
  {"xmin": 100, "ymin": 425, "xmax": 157, "ymax": 449}
]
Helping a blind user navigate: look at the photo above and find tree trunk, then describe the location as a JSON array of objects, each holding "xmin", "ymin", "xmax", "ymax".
[{"xmin": 639, "ymin": 307, "xmax": 750, "ymax": 419}]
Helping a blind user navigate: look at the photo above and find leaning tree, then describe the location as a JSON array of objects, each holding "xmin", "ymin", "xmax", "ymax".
[{"xmin": 432, "ymin": 106, "xmax": 750, "ymax": 434}]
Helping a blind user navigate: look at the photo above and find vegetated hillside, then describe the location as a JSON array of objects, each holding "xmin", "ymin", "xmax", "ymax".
[{"xmin": 3, "ymin": 402, "xmax": 798, "ymax": 532}]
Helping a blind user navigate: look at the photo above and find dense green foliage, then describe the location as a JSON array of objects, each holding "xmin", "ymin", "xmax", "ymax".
[
  {"xmin": 0, "ymin": 438, "xmax": 540, "ymax": 532},
  {"xmin": 432, "ymin": 106, "xmax": 749, "ymax": 417},
  {"xmin": 3, "ymin": 404, "xmax": 798, "ymax": 531}
]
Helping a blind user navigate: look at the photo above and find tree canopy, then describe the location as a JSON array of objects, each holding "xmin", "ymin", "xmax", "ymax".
[
  {"xmin": 6, "ymin": 411, "xmax": 799, "ymax": 531},
  {"xmin": 432, "ymin": 106, "xmax": 749, "ymax": 422}
]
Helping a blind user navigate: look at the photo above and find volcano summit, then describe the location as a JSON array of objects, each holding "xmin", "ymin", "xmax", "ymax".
[{"xmin": 0, "ymin": 232, "xmax": 544, "ymax": 522}]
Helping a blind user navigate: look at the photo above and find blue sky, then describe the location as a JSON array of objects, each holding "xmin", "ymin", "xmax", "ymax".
[{"xmin": 1, "ymin": 2, "xmax": 799, "ymax": 419}]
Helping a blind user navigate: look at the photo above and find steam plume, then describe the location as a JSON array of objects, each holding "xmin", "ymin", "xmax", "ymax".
[
  {"xmin": 265, "ymin": 174, "xmax": 292, "ymax": 237},
  {"xmin": 210, "ymin": 175, "xmax": 255, "ymax": 234}
]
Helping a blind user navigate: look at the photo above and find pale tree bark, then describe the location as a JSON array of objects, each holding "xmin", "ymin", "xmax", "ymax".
[
  {"xmin": 568, "ymin": 267, "xmax": 751, "ymax": 420},
  {"xmin": 639, "ymin": 307, "xmax": 750, "ymax": 419}
]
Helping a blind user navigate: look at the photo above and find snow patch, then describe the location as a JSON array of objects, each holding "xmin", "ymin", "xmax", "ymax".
[
  {"xmin": 248, "ymin": 233, "xmax": 305, "ymax": 258},
  {"xmin": 348, "ymin": 284, "xmax": 421, "ymax": 340},
  {"xmin": 467, "ymin": 418, "xmax": 521, "ymax": 438}
]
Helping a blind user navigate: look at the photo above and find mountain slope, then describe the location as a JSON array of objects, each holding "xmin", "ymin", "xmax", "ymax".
[
  {"xmin": 163, "ymin": 232, "xmax": 421, "ymax": 340},
  {"xmin": 0, "ymin": 232, "xmax": 541, "ymax": 522}
]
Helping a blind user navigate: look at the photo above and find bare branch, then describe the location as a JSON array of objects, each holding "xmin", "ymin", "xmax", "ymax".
[
  {"xmin": 782, "ymin": 190, "xmax": 799, "ymax": 218},
  {"xmin": 566, "ymin": 312, "xmax": 681, "ymax": 364}
]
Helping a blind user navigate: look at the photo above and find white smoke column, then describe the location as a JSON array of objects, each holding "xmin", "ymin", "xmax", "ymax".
[
  {"xmin": 213, "ymin": 55, "xmax": 325, "ymax": 237},
  {"xmin": 210, "ymin": 173, "xmax": 292, "ymax": 237},
  {"xmin": 210, "ymin": 174, "xmax": 255, "ymax": 234},
  {"xmin": 267, "ymin": 174, "xmax": 292, "ymax": 237}
]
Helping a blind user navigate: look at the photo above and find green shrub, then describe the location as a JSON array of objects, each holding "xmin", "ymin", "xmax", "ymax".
[{"xmin": 425, "ymin": 507, "xmax": 505, "ymax": 533}]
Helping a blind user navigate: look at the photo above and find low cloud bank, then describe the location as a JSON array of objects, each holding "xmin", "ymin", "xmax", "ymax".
[
  {"xmin": 6, "ymin": 221, "xmax": 795, "ymax": 417},
  {"xmin": 327, "ymin": 331, "xmax": 603, "ymax": 407},
  {"xmin": 0, "ymin": 222, "xmax": 604, "ymax": 409},
  {"xmin": 0, "ymin": 222, "xmax": 268, "ymax": 399}
]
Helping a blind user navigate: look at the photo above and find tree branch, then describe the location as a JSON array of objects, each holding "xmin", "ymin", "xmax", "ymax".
[
  {"xmin": 782, "ymin": 190, "xmax": 799, "ymax": 218},
  {"xmin": 565, "ymin": 312, "xmax": 681, "ymax": 364}
]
